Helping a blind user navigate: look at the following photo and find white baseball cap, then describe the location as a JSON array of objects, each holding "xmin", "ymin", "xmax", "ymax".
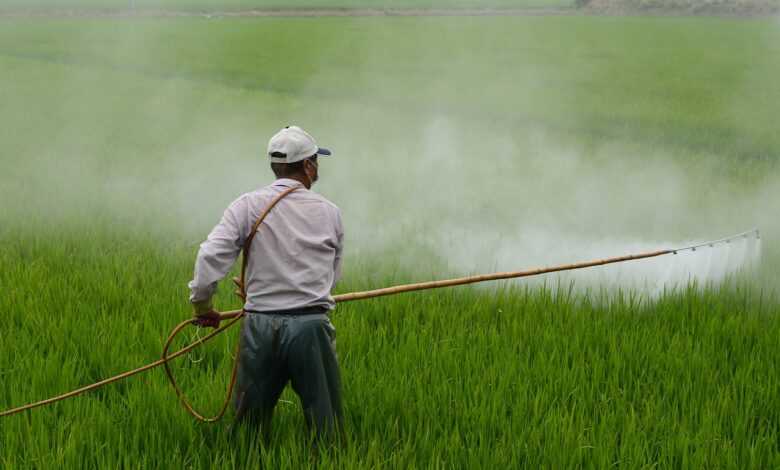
[{"xmin": 267, "ymin": 125, "xmax": 332, "ymax": 164}]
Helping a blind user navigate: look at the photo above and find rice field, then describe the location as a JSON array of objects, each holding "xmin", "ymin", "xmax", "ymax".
[{"xmin": 1, "ymin": 7, "xmax": 779, "ymax": 469}]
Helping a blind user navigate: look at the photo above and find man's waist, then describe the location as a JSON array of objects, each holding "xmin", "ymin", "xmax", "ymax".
[{"xmin": 244, "ymin": 305, "xmax": 329, "ymax": 316}]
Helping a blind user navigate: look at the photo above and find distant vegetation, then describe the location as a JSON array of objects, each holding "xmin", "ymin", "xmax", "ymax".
[
  {"xmin": 583, "ymin": 0, "xmax": 780, "ymax": 14},
  {"xmin": 0, "ymin": 0, "xmax": 779, "ymax": 12},
  {"xmin": 0, "ymin": 0, "xmax": 574, "ymax": 11}
]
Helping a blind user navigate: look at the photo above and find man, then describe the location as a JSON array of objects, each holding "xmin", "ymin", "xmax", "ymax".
[{"xmin": 187, "ymin": 125, "xmax": 344, "ymax": 440}]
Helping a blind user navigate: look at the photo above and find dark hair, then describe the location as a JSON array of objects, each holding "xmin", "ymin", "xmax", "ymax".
[{"xmin": 270, "ymin": 153, "xmax": 316, "ymax": 178}]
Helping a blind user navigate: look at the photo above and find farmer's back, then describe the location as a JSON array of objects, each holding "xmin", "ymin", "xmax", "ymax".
[{"xmin": 219, "ymin": 180, "xmax": 343, "ymax": 313}]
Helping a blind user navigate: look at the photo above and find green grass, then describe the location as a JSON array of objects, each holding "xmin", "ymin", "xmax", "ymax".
[
  {"xmin": 1, "ymin": 13, "xmax": 779, "ymax": 468},
  {"xmin": 2, "ymin": 229, "xmax": 778, "ymax": 468}
]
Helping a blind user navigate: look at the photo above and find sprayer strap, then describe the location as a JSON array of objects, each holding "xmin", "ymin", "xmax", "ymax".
[{"xmin": 236, "ymin": 185, "xmax": 302, "ymax": 299}]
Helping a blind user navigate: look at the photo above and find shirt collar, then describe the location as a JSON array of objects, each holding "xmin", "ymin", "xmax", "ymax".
[{"xmin": 274, "ymin": 178, "xmax": 306, "ymax": 189}]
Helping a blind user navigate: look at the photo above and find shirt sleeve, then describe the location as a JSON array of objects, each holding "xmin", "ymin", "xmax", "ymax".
[
  {"xmin": 331, "ymin": 207, "xmax": 345, "ymax": 291},
  {"xmin": 188, "ymin": 198, "xmax": 249, "ymax": 312}
]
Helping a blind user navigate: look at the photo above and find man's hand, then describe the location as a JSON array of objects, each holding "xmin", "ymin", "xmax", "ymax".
[{"xmin": 192, "ymin": 310, "xmax": 222, "ymax": 329}]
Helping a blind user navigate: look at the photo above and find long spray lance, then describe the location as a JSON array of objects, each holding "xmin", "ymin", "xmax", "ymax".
[
  {"xmin": 0, "ymin": 227, "xmax": 760, "ymax": 420},
  {"xmin": 217, "ymin": 228, "xmax": 761, "ymax": 320}
]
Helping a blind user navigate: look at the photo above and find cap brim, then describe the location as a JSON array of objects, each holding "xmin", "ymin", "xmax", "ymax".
[{"xmin": 316, "ymin": 147, "xmax": 332, "ymax": 156}]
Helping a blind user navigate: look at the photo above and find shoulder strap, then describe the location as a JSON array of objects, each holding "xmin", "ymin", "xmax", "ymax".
[{"xmin": 233, "ymin": 185, "xmax": 301, "ymax": 300}]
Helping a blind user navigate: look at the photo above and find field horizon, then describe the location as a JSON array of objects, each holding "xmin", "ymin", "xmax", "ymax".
[{"xmin": 1, "ymin": 0, "xmax": 779, "ymax": 16}]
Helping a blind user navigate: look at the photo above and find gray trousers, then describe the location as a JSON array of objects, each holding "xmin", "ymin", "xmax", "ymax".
[{"xmin": 233, "ymin": 311, "xmax": 343, "ymax": 439}]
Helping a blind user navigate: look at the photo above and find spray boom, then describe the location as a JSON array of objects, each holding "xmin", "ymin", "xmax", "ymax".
[{"xmin": 672, "ymin": 228, "xmax": 760, "ymax": 254}]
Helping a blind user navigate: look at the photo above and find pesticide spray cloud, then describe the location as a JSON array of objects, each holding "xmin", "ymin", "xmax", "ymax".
[
  {"xmin": 0, "ymin": 13, "xmax": 776, "ymax": 296},
  {"xmin": 317, "ymin": 112, "xmax": 769, "ymax": 296}
]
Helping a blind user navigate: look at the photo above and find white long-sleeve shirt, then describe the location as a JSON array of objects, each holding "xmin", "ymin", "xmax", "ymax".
[{"xmin": 188, "ymin": 178, "xmax": 344, "ymax": 313}]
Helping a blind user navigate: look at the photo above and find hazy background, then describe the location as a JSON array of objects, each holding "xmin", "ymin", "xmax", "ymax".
[
  {"xmin": 0, "ymin": 0, "xmax": 573, "ymax": 10},
  {"xmin": 1, "ymin": 14, "xmax": 777, "ymax": 294}
]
